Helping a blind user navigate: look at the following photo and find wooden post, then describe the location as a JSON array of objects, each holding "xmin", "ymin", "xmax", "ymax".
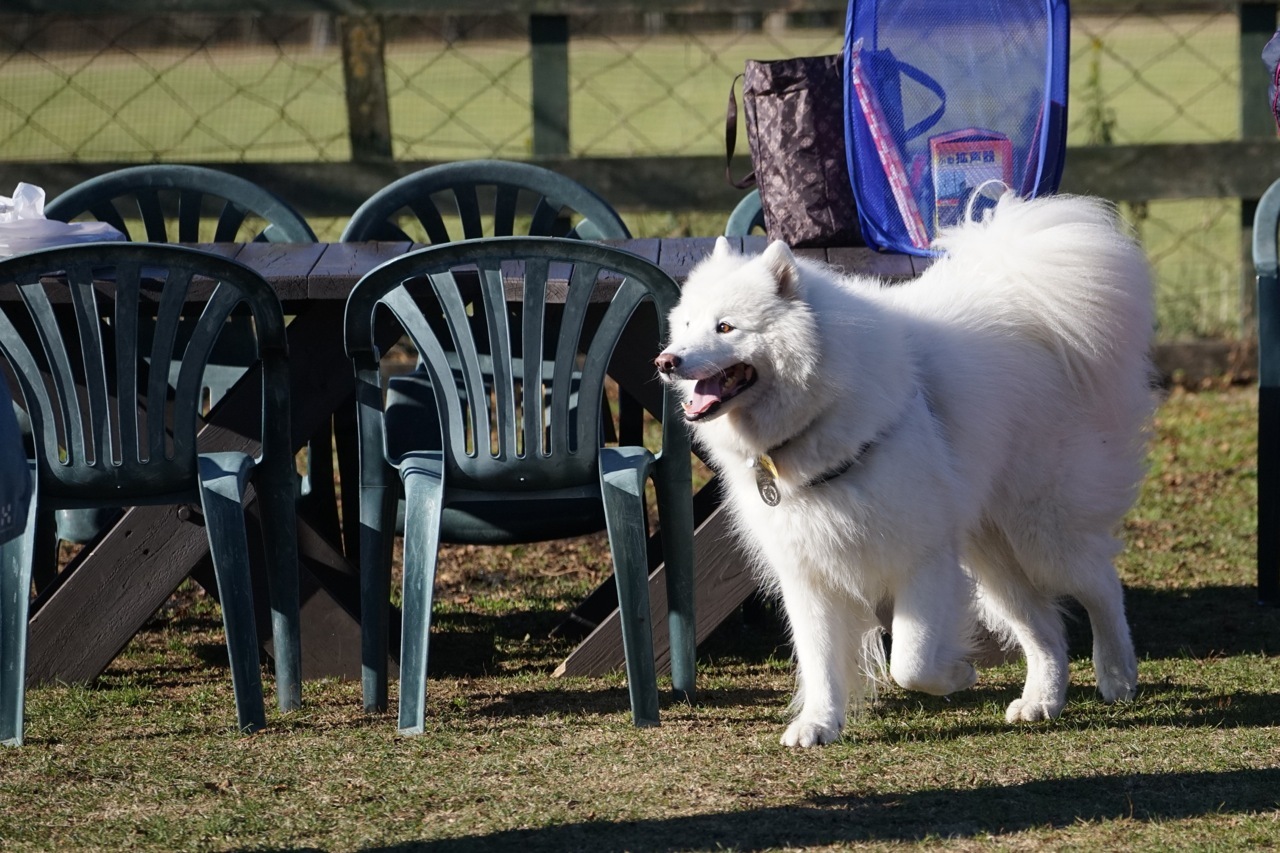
[
  {"xmin": 339, "ymin": 16, "xmax": 394, "ymax": 163},
  {"xmin": 1240, "ymin": 3, "xmax": 1278, "ymax": 337},
  {"xmin": 530, "ymin": 15, "xmax": 570, "ymax": 158}
]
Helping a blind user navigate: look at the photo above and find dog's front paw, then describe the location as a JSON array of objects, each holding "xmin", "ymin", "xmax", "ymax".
[
  {"xmin": 1004, "ymin": 698, "xmax": 1063, "ymax": 723},
  {"xmin": 780, "ymin": 718, "xmax": 843, "ymax": 748}
]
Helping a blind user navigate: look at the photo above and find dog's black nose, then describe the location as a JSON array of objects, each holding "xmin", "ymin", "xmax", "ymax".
[{"xmin": 654, "ymin": 352, "xmax": 681, "ymax": 374}]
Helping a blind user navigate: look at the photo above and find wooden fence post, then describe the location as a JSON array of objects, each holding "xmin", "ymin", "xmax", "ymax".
[
  {"xmin": 1240, "ymin": 2, "xmax": 1278, "ymax": 337},
  {"xmin": 339, "ymin": 16, "xmax": 394, "ymax": 163},
  {"xmin": 530, "ymin": 15, "xmax": 571, "ymax": 158}
]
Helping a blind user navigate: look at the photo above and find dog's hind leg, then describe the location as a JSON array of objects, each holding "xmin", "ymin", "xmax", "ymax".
[
  {"xmin": 1055, "ymin": 533, "xmax": 1138, "ymax": 704},
  {"xmin": 888, "ymin": 555, "xmax": 979, "ymax": 697},
  {"xmin": 984, "ymin": 592, "xmax": 1069, "ymax": 722},
  {"xmin": 776, "ymin": 574, "xmax": 877, "ymax": 748},
  {"xmin": 968, "ymin": 524, "xmax": 1070, "ymax": 722}
]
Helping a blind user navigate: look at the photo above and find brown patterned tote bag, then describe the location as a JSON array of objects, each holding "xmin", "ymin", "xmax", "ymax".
[{"xmin": 725, "ymin": 54, "xmax": 862, "ymax": 248}]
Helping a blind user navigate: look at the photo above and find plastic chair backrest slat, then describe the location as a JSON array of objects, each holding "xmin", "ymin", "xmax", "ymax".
[
  {"xmin": 146, "ymin": 268, "xmax": 194, "ymax": 460},
  {"xmin": 520, "ymin": 258, "xmax": 549, "ymax": 455},
  {"xmin": 579, "ymin": 277, "xmax": 647, "ymax": 455},
  {"xmin": 478, "ymin": 262, "xmax": 518, "ymax": 459},
  {"xmin": 178, "ymin": 190, "xmax": 203, "ymax": 242},
  {"xmin": 86, "ymin": 200, "xmax": 130, "ymax": 237},
  {"xmin": 111, "ymin": 270, "xmax": 141, "ymax": 463},
  {"xmin": 528, "ymin": 198, "xmax": 562, "ymax": 237},
  {"xmin": 493, "ymin": 185, "xmax": 519, "ymax": 236},
  {"xmin": 15, "ymin": 280, "xmax": 85, "ymax": 463},
  {"xmin": 549, "ymin": 259, "xmax": 601, "ymax": 454},
  {"xmin": 380, "ymin": 281, "xmax": 488, "ymax": 460},
  {"xmin": 453, "ymin": 185, "xmax": 485, "ymax": 240},
  {"xmin": 172, "ymin": 284, "xmax": 242, "ymax": 451},
  {"xmin": 211, "ymin": 200, "xmax": 249, "ymax": 243},
  {"xmin": 135, "ymin": 190, "xmax": 168, "ymax": 242},
  {"xmin": 66, "ymin": 265, "xmax": 114, "ymax": 465},
  {"xmin": 412, "ymin": 201, "xmax": 450, "ymax": 245}
]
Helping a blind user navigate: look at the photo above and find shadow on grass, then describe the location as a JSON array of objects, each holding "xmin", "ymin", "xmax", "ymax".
[
  {"xmin": 469, "ymin": 683, "xmax": 789, "ymax": 724},
  {"xmin": 436, "ymin": 582, "xmax": 1280, "ymax": 733},
  {"xmin": 348, "ymin": 767, "xmax": 1280, "ymax": 851},
  {"xmin": 1123, "ymin": 585, "xmax": 1280, "ymax": 660},
  {"xmin": 142, "ymin": 577, "xmax": 1280, "ymax": 683},
  {"xmin": 104, "ymin": 581, "xmax": 1277, "ymax": 738},
  {"xmin": 653, "ymin": 583, "xmax": 1280, "ymax": 672},
  {"xmin": 723, "ymin": 584, "xmax": 1280, "ymax": 664}
]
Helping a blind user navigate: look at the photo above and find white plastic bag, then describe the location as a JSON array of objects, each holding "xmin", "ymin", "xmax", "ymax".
[{"xmin": 0, "ymin": 183, "xmax": 125, "ymax": 257}]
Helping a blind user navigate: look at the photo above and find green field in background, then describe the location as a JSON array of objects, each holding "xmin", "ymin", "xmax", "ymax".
[
  {"xmin": 2, "ymin": 17, "xmax": 1240, "ymax": 161},
  {"xmin": 0, "ymin": 14, "xmax": 1250, "ymax": 337}
]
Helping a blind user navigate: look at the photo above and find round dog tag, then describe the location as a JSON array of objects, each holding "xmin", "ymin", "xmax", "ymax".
[
  {"xmin": 756, "ymin": 473, "xmax": 781, "ymax": 506},
  {"xmin": 754, "ymin": 454, "xmax": 782, "ymax": 506}
]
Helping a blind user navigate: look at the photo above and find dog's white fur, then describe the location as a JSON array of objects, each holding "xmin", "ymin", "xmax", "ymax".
[{"xmin": 657, "ymin": 193, "xmax": 1155, "ymax": 747}]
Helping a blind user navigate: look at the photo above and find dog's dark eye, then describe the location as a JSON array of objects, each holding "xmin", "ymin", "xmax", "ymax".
[{"xmin": 716, "ymin": 321, "xmax": 735, "ymax": 334}]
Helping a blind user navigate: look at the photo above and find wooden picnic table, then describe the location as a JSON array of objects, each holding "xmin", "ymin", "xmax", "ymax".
[{"xmin": 6, "ymin": 237, "xmax": 924, "ymax": 686}]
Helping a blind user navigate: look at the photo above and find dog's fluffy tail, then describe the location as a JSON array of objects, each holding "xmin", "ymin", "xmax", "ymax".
[{"xmin": 927, "ymin": 193, "xmax": 1155, "ymax": 401}]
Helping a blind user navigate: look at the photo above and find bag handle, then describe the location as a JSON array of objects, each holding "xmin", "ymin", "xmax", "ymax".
[
  {"xmin": 725, "ymin": 73, "xmax": 756, "ymax": 190},
  {"xmin": 897, "ymin": 61, "xmax": 947, "ymax": 141}
]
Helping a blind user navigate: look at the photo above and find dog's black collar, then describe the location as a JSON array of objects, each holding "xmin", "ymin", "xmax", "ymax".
[
  {"xmin": 752, "ymin": 439, "xmax": 874, "ymax": 506},
  {"xmin": 752, "ymin": 389, "xmax": 925, "ymax": 506},
  {"xmin": 802, "ymin": 442, "xmax": 873, "ymax": 489}
]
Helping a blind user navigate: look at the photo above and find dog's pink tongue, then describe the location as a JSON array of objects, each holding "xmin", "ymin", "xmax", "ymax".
[{"xmin": 686, "ymin": 376, "xmax": 723, "ymax": 416}]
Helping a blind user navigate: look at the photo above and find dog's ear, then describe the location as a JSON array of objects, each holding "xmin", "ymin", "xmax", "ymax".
[
  {"xmin": 761, "ymin": 240, "xmax": 799, "ymax": 299},
  {"xmin": 712, "ymin": 235, "xmax": 734, "ymax": 260}
]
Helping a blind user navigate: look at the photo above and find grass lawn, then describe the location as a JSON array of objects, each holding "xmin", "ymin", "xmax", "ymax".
[{"xmin": 0, "ymin": 383, "xmax": 1275, "ymax": 851}]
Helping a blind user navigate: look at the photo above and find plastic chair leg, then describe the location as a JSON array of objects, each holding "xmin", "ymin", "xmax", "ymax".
[
  {"xmin": 197, "ymin": 453, "xmax": 268, "ymax": 735},
  {"xmin": 0, "ymin": 509, "xmax": 34, "ymax": 747},
  {"xmin": 396, "ymin": 455, "xmax": 446, "ymax": 735},
  {"xmin": 358, "ymin": 479, "xmax": 398, "ymax": 713},
  {"xmin": 654, "ymin": 454, "xmax": 697, "ymax": 703},
  {"xmin": 254, "ymin": 461, "xmax": 302, "ymax": 713},
  {"xmin": 600, "ymin": 447, "xmax": 660, "ymax": 727}
]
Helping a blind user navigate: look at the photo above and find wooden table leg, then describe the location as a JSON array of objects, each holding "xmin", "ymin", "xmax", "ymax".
[
  {"xmin": 556, "ymin": 303, "xmax": 765, "ymax": 677},
  {"xmin": 554, "ymin": 496, "xmax": 759, "ymax": 679}
]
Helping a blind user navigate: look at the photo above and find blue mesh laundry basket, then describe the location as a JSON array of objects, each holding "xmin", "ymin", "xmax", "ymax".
[{"xmin": 843, "ymin": 0, "xmax": 1069, "ymax": 256}]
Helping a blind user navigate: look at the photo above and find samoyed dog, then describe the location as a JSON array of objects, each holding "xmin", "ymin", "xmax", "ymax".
[{"xmin": 655, "ymin": 193, "xmax": 1155, "ymax": 747}]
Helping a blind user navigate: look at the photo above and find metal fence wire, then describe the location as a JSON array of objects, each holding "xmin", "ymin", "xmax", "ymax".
[{"xmin": 0, "ymin": 6, "xmax": 1262, "ymax": 339}]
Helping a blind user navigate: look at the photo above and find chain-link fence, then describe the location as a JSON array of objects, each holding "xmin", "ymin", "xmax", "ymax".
[{"xmin": 0, "ymin": 3, "xmax": 1268, "ymax": 339}]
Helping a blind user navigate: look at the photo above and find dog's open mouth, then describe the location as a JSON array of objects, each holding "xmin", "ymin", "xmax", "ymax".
[{"xmin": 683, "ymin": 363, "xmax": 757, "ymax": 421}]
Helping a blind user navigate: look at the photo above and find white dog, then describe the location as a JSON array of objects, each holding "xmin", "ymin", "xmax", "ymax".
[{"xmin": 655, "ymin": 193, "xmax": 1155, "ymax": 747}]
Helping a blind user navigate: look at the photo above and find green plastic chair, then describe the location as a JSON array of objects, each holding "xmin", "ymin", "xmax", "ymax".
[
  {"xmin": 1253, "ymin": 178, "xmax": 1280, "ymax": 606},
  {"xmin": 0, "ymin": 243, "xmax": 301, "ymax": 745},
  {"xmin": 41, "ymin": 166, "xmax": 331, "ymax": 577},
  {"xmin": 339, "ymin": 160, "xmax": 644, "ymax": 564},
  {"xmin": 724, "ymin": 188, "xmax": 766, "ymax": 237},
  {"xmin": 345, "ymin": 237, "xmax": 695, "ymax": 732},
  {"xmin": 340, "ymin": 159, "xmax": 632, "ymax": 244}
]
